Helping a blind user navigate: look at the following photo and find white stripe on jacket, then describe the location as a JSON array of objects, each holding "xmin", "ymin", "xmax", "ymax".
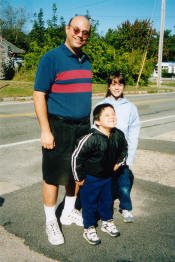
[{"xmin": 71, "ymin": 133, "xmax": 93, "ymax": 181}]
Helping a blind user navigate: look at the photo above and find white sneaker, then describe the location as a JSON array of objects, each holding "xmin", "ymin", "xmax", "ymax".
[
  {"xmin": 46, "ymin": 219, "xmax": 64, "ymax": 245},
  {"xmin": 101, "ymin": 220, "xmax": 120, "ymax": 237},
  {"xmin": 83, "ymin": 226, "xmax": 101, "ymax": 245},
  {"xmin": 60, "ymin": 209, "xmax": 83, "ymax": 226},
  {"xmin": 122, "ymin": 210, "xmax": 134, "ymax": 223}
]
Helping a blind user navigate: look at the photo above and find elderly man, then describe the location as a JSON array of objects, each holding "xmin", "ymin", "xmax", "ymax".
[{"xmin": 33, "ymin": 16, "xmax": 91, "ymax": 245}]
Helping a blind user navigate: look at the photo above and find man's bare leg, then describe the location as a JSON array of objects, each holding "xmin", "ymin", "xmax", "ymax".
[
  {"xmin": 43, "ymin": 181, "xmax": 58, "ymax": 206},
  {"xmin": 43, "ymin": 181, "xmax": 58, "ymax": 223}
]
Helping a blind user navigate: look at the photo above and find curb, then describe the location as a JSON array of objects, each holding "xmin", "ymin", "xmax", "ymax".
[
  {"xmin": 0, "ymin": 96, "xmax": 33, "ymax": 102},
  {"xmin": 0, "ymin": 89, "xmax": 174, "ymax": 103}
]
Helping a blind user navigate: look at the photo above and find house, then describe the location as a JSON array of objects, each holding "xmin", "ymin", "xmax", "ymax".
[
  {"xmin": 0, "ymin": 37, "xmax": 25, "ymax": 79},
  {"xmin": 153, "ymin": 62, "xmax": 175, "ymax": 77}
]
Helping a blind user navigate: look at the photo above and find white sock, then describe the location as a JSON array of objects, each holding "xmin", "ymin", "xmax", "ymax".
[
  {"xmin": 62, "ymin": 196, "xmax": 76, "ymax": 216},
  {"xmin": 44, "ymin": 205, "xmax": 57, "ymax": 224}
]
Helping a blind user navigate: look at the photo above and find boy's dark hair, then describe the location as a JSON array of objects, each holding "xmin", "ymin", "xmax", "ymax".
[
  {"xmin": 93, "ymin": 103, "xmax": 114, "ymax": 122},
  {"xmin": 106, "ymin": 71, "xmax": 125, "ymax": 97}
]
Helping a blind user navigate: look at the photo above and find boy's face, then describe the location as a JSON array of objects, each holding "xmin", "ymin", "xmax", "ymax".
[
  {"xmin": 95, "ymin": 107, "xmax": 117, "ymax": 131},
  {"xmin": 109, "ymin": 78, "xmax": 124, "ymax": 99}
]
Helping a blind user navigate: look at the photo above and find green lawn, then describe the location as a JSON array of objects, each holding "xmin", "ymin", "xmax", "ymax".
[
  {"xmin": 0, "ymin": 80, "xmax": 173, "ymax": 99},
  {"xmin": 0, "ymin": 81, "xmax": 34, "ymax": 98}
]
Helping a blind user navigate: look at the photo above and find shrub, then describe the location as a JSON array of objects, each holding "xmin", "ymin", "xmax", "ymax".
[{"xmin": 2, "ymin": 59, "xmax": 15, "ymax": 80}]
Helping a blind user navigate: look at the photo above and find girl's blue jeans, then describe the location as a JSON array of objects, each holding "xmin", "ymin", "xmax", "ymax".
[{"xmin": 112, "ymin": 166, "xmax": 134, "ymax": 211}]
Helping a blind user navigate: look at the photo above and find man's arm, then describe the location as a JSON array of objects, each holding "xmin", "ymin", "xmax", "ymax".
[{"xmin": 33, "ymin": 91, "xmax": 55, "ymax": 149}]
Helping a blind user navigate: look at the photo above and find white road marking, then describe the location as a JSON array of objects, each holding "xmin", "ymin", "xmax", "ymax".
[
  {"xmin": 141, "ymin": 115, "xmax": 175, "ymax": 123},
  {"xmin": 0, "ymin": 139, "xmax": 40, "ymax": 149}
]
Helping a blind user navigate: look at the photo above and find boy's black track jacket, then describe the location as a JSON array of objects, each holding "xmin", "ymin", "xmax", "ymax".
[{"xmin": 72, "ymin": 127, "xmax": 128, "ymax": 182}]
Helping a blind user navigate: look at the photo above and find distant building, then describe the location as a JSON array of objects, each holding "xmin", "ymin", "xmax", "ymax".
[
  {"xmin": 0, "ymin": 37, "xmax": 25, "ymax": 79},
  {"xmin": 152, "ymin": 62, "xmax": 175, "ymax": 77}
]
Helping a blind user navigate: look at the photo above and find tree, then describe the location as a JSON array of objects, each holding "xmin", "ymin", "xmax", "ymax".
[
  {"xmin": 28, "ymin": 8, "xmax": 45, "ymax": 47},
  {"xmin": 103, "ymin": 19, "xmax": 160, "ymax": 85},
  {"xmin": 84, "ymin": 36, "xmax": 117, "ymax": 82},
  {"xmin": 163, "ymin": 30, "xmax": 175, "ymax": 61},
  {"xmin": 0, "ymin": 1, "xmax": 29, "ymax": 50},
  {"xmin": 47, "ymin": 3, "xmax": 58, "ymax": 29},
  {"xmin": 2, "ymin": 59, "xmax": 15, "ymax": 80},
  {"xmin": 105, "ymin": 19, "xmax": 158, "ymax": 59},
  {"xmin": 24, "ymin": 4, "xmax": 66, "ymax": 70},
  {"xmin": 44, "ymin": 5, "xmax": 66, "ymax": 49}
]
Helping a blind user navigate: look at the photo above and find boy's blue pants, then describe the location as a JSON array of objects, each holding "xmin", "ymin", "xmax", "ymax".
[{"xmin": 80, "ymin": 175, "xmax": 113, "ymax": 229}]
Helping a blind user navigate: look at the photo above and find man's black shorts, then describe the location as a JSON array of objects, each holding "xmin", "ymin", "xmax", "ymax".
[{"xmin": 42, "ymin": 114, "xmax": 90, "ymax": 186}]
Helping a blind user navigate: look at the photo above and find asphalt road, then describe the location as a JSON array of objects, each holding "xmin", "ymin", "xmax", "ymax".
[
  {"xmin": 1, "ymin": 92, "xmax": 175, "ymax": 145},
  {"xmin": 0, "ymin": 93, "xmax": 175, "ymax": 192},
  {"xmin": 0, "ymin": 93, "xmax": 175, "ymax": 262},
  {"xmin": 0, "ymin": 180, "xmax": 175, "ymax": 262}
]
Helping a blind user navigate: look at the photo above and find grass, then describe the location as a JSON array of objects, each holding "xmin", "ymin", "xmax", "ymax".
[
  {"xmin": 0, "ymin": 80, "xmax": 34, "ymax": 98},
  {"xmin": 0, "ymin": 80, "xmax": 174, "ymax": 99},
  {"xmin": 13, "ymin": 69, "xmax": 36, "ymax": 82},
  {"xmin": 162, "ymin": 82, "xmax": 175, "ymax": 87},
  {"xmin": 92, "ymin": 84, "xmax": 174, "ymax": 94}
]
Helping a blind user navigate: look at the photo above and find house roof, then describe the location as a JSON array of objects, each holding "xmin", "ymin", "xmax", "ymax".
[{"xmin": 1, "ymin": 39, "xmax": 25, "ymax": 54}]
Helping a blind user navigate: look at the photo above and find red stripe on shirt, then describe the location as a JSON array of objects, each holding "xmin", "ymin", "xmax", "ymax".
[
  {"xmin": 55, "ymin": 70, "xmax": 92, "ymax": 81},
  {"xmin": 51, "ymin": 83, "xmax": 92, "ymax": 93}
]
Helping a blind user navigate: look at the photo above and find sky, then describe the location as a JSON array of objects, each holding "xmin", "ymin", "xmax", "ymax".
[{"xmin": 6, "ymin": 0, "xmax": 175, "ymax": 35}]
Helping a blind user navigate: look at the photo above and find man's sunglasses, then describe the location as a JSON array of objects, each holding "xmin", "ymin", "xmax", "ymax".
[{"xmin": 69, "ymin": 25, "xmax": 89, "ymax": 40}]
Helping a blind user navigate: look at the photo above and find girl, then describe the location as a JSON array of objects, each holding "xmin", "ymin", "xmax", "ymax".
[{"xmin": 98, "ymin": 72, "xmax": 140, "ymax": 222}]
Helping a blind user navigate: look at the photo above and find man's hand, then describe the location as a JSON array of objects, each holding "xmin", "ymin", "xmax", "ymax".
[
  {"xmin": 113, "ymin": 163, "xmax": 119, "ymax": 171},
  {"xmin": 76, "ymin": 180, "xmax": 85, "ymax": 186},
  {"xmin": 33, "ymin": 91, "xmax": 55, "ymax": 149},
  {"xmin": 41, "ymin": 130, "xmax": 55, "ymax": 149}
]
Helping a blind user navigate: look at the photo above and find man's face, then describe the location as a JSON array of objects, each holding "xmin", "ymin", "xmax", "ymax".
[{"xmin": 65, "ymin": 16, "xmax": 90, "ymax": 53}]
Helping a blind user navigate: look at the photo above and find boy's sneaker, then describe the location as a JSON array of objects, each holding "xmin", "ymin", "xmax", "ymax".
[
  {"xmin": 121, "ymin": 210, "xmax": 134, "ymax": 223},
  {"xmin": 83, "ymin": 226, "xmax": 101, "ymax": 245},
  {"xmin": 46, "ymin": 219, "xmax": 64, "ymax": 245},
  {"xmin": 60, "ymin": 209, "xmax": 83, "ymax": 226},
  {"xmin": 101, "ymin": 220, "xmax": 120, "ymax": 237}
]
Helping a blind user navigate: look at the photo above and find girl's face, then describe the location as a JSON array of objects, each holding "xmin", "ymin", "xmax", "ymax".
[{"xmin": 109, "ymin": 78, "xmax": 124, "ymax": 99}]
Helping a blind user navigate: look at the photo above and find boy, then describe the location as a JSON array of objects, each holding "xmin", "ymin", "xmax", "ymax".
[{"xmin": 71, "ymin": 104, "xmax": 128, "ymax": 245}]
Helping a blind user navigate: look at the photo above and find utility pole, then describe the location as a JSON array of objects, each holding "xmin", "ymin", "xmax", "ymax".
[
  {"xmin": 157, "ymin": 0, "xmax": 166, "ymax": 88},
  {"xmin": 0, "ymin": 22, "xmax": 2, "ymax": 40}
]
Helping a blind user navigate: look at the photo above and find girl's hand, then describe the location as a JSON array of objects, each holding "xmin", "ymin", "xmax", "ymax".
[
  {"xmin": 113, "ymin": 164, "xmax": 119, "ymax": 171},
  {"xmin": 76, "ymin": 180, "xmax": 85, "ymax": 186}
]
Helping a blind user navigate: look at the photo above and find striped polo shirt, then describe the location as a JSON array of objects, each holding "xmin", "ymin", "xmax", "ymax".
[{"xmin": 34, "ymin": 43, "xmax": 92, "ymax": 119}]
